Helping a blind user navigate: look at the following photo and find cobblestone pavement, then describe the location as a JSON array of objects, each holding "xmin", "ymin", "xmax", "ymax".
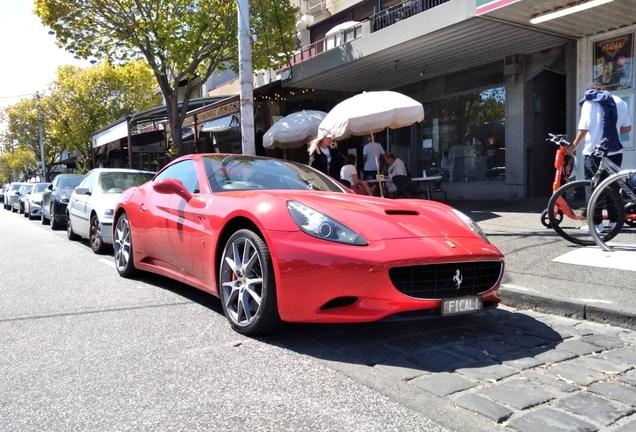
[{"xmin": 270, "ymin": 305, "xmax": 636, "ymax": 432}]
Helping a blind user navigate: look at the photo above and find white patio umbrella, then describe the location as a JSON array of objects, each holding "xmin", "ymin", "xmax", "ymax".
[
  {"xmin": 318, "ymin": 91, "xmax": 424, "ymax": 197},
  {"xmin": 263, "ymin": 110, "xmax": 327, "ymax": 150},
  {"xmin": 325, "ymin": 21, "xmax": 360, "ymax": 36}
]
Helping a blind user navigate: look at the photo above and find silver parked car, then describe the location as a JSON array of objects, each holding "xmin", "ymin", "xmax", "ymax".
[
  {"xmin": 11, "ymin": 184, "xmax": 34, "ymax": 213},
  {"xmin": 67, "ymin": 168, "xmax": 154, "ymax": 253},
  {"xmin": 4, "ymin": 182, "xmax": 24, "ymax": 210},
  {"xmin": 23, "ymin": 182, "xmax": 51, "ymax": 219}
]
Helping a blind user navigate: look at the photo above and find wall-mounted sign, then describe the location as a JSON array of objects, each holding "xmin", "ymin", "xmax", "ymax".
[{"xmin": 593, "ymin": 34, "xmax": 633, "ymax": 91}]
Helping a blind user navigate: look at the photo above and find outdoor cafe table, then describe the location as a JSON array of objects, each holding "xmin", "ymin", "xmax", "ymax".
[{"xmin": 366, "ymin": 176, "xmax": 442, "ymax": 199}]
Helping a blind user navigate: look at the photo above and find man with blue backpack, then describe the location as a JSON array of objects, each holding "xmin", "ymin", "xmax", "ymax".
[{"xmin": 567, "ymin": 83, "xmax": 632, "ymax": 232}]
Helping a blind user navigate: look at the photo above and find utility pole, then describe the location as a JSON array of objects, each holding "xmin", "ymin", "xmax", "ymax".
[
  {"xmin": 35, "ymin": 92, "xmax": 47, "ymax": 182},
  {"xmin": 238, "ymin": 0, "xmax": 255, "ymax": 155}
]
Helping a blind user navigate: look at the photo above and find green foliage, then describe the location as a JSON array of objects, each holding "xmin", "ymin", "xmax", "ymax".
[
  {"xmin": 1, "ymin": 60, "xmax": 158, "ymax": 175},
  {"xmin": 0, "ymin": 148, "xmax": 38, "ymax": 182},
  {"xmin": 44, "ymin": 60, "xmax": 160, "ymax": 164},
  {"xmin": 0, "ymin": 96, "xmax": 61, "ymax": 180},
  {"xmin": 34, "ymin": 0, "xmax": 298, "ymax": 148}
]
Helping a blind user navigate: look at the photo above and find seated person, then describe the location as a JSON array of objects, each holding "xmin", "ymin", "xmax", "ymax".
[
  {"xmin": 340, "ymin": 154, "xmax": 372, "ymax": 195},
  {"xmin": 373, "ymin": 152, "xmax": 407, "ymax": 196}
]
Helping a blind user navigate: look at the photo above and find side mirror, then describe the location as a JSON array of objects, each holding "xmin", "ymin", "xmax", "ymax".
[
  {"xmin": 74, "ymin": 187, "xmax": 91, "ymax": 196},
  {"xmin": 47, "ymin": 184, "xmax": 53, "ymax": 191},
  {"xmin": 152, "ymin": 178, "xmax": 192, "ymax": 202}
]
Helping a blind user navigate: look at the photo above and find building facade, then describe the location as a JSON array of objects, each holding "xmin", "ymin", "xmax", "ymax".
[{"xmin": 283, "ymin": 0, "xmax": 635, "ymax": 199}]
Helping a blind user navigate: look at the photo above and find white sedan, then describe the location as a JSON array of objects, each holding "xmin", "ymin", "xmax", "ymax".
[{"xmin": 67, "ymin": 168, "xmax": 154, "ymax": 253}]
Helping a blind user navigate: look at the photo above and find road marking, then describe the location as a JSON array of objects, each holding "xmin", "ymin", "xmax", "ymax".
[
  {"xmin": 552, "ymin": 246, "xmax": 636, "ymax": 272},
  {"xmin": 99, "ymin": 258, "xmax": 115, "ymax": 268}
]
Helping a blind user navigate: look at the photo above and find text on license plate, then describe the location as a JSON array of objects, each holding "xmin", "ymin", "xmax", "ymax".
[{"xmin": 442, "ymin": 296, "xmax": 483, "ymax": 316}]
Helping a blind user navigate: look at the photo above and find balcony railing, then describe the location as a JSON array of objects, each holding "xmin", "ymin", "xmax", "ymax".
[
  {"xmin": 371, "ymin": 0, "xmax": 450, "ymax": 32},
  {"xmin": 283, "ymin": 0, "xmax": 450, "ymax": 71}
]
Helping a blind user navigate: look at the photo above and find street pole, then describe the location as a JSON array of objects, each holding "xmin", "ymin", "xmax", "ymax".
[
  {"xmin": 35, "ymin": 92, "xmax": 47, "ymax": 182},
  {"xmin": 238, "ymin": 0, "xmax": 255, "ymax": 155}
]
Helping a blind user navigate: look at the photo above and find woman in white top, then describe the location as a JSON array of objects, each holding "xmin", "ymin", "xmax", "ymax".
[{"xmin": 340, "ymin": 154, "xmax": 372, "ymax": 195}]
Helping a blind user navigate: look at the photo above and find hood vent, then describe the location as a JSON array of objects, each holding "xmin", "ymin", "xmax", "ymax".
[{"xmin": 385, "ymin": 210, "xmax": 419, "ymax": 216}]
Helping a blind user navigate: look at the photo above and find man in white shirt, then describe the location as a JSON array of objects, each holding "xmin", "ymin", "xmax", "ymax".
[
  {"xmin": 384, "ymin": 152, "xmax": 408, "ymax": 194},
  {"xmin": 362, "ymin": 138, "xmax": 385, "ymax": 180},
  {"xmin": 567, "ymin": 84, "xmax": 631, "ymax": 231}
]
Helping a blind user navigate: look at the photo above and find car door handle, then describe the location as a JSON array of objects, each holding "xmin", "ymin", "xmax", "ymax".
[{"xmin": 140, "ymin": 203, "xmax": 147, "ymax": 212}]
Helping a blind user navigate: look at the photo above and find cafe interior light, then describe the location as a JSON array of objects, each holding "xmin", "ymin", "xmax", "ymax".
[{"xmin": 530, "ymin": 0, "xmax": 613, "ymax": 24}]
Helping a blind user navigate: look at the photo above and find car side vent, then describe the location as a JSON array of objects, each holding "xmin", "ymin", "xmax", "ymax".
[{"xmin": 385, "ymin": 210, "xmax": 419, "ymax": 216}]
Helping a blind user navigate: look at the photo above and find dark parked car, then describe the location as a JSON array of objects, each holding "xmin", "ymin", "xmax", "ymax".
[
  {"xmin": 41, "ymin": 174, "xmax": 83, "ymax": 230},
  {"xmin": 0, "ymin": 186, "xmax": 5, "ymax": 203},
  {"xmin": 12, "ymin": 184, "xmax": 34, "ymax": 213}
]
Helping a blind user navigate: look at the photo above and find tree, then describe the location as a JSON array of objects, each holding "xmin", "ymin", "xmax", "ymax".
[
  {"xmin": 44, "ymin": 61, "xmax": 160, "ymax": 166},
  {"xmin": 34, "ymin": 0, "xmax": 298, "ymax": 153},
  {"xmin": 0, "ymin": 97, "xmax": 62, "ymax": 180},
  {"xmin": 0, "ymin": 148, "xmax": 38, "ymax": 182}
]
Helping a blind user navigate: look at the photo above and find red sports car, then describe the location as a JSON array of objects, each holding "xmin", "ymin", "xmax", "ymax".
[{"xmin": 113, "ymin": 154, "xmax": 504, "ymax": 335}]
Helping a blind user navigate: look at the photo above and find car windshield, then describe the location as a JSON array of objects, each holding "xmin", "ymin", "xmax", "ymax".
[
  {"xmin": 34, "ymin": 184, "xmax": 48, "ymax": 193},
  {"xmin": 58, "ymin": 176, "xmax": 82, "ymax": 189},
  {"xmin": 203, "ymin": 155, "xmax": 349, "ymax": 193},
  {"xmin": 21, "ymin": 185, "xmax": 34, "ymax": 194},
  {"xmin": 98, "ymin": 172, "xmax": 154, "ymax": 194},
  {"xmin": 10, "ymin": 184, "xmax": 21, "ymax": 191}
]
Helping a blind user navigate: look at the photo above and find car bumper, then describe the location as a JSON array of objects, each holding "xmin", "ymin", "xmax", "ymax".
[
  {"xmin": 52, "ymin": 203, "xmax": 68, "ymax": 223},
  {"xmin": 100, "ymin": 220, "xmax": 113, "ymax": 244},
  {"xmin": 266, "ymin": 232, "xmax": 504, "ymax": 324},
  {"xmin": 28, "ymin": 203, "xmax": 42, "ymax": 216}
]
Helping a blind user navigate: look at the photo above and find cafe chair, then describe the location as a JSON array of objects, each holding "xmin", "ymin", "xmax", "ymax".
[
  {"xmin": 391, "ymin": 175, "xmax": 413, "ymax": 198},
  {"xmin": 427, "ymin": 168, "xmax": 447, "ymax": 202}
]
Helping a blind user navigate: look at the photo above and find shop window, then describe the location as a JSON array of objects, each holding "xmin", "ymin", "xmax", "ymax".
[{"xmin": 422, "ymin": 86, "xmax": 506, "ymax": 182}]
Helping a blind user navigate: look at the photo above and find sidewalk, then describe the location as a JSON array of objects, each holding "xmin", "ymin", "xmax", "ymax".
[{"xmin": 447, "ymin": 198, "xmax": 636, "ymax": 330}]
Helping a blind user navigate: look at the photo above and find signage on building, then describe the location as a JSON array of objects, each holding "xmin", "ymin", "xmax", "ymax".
[
  {"xmin": 476, "ymin": 0, "xmax": 522, "ymax": 15},
  {"xmin": 593, "ymin": 33, "xmax": 633, "ymax": 91}
]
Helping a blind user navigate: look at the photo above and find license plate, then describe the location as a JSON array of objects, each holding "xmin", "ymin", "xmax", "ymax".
[{"xmin": 441, "ymin": 296, "xmax": 483, "ymax": 316}]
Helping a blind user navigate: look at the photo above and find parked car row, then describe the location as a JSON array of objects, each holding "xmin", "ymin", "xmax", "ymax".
[
  {"xmin": 3, "ymin": 169, "xmax": 153, "ymax": 252},
  {"xmin": 5, "ymin": 154, "xmax": 505, "ymax": 336}
]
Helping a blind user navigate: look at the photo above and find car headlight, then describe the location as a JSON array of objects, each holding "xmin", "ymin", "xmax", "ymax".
[
  {"xmin": 451, "ymin": 208, "xmax": 489, "ymax": 243},
  {"xmin": 287, "ymin": 201, "xmax": 368, "ymax": 246}
]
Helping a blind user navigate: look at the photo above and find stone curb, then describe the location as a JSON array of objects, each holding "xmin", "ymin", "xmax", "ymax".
[{"xmin": 499, "ymin": 285, "xmax": 636, "ymax": 330}]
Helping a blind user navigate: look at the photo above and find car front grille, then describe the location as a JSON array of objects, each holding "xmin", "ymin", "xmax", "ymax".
[{"xmin": 388, "ymin": 261, "xmax": 503, "ymax": 299}]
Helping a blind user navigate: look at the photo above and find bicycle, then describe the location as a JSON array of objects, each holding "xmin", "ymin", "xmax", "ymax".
[
  {"xmin": 540, "ymin": 134, "xmax": 576, "ymax": 228},
  {"xmin": 587, "ymin": 168, "xmax": 636, "ymax": 251},
  {"xmin": 546, "ymin": 138, "xmax": 627, "ymax": 246}
]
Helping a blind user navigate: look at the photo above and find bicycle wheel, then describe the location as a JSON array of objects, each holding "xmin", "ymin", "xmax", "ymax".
[
  {"xmin": 588, "ymin": 171, "xmax": 631, "ymax": 251},
  {"xmin": 548, "ymin": 179, "xmax": 623, "ymax": 246}
]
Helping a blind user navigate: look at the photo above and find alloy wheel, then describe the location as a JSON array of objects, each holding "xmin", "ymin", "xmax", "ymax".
[
  {"xmin": 220, "ymin": 236, "xmax": 265, "ymax": 327},
  {"xmin": 114, "ymin": 216, "xmax": 132, "ymax": 272}
]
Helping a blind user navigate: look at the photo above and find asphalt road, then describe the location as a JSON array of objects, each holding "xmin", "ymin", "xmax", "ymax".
[
  {"xmin": 3, "ymin": 202, "xmax": 636, "ymax": 432},
  {"xmin": 0, "ymin": 207, "xmax": 447, "ymax": 432}
]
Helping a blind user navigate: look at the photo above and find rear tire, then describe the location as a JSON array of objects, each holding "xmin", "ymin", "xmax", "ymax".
[
  {"xmin": 548, "ymin": 179, "xmax": 624, "ymax": 246},
  {"xmin": 114, "ymin": 213, "xmax": 138, "ymax": 278},
  {"xmin": 219, "ymin": 229, "xmax": 282, "ymax": 335}
]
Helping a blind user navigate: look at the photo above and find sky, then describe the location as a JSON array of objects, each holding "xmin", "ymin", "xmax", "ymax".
[{"xmin": 0, "ymin": 1, "xmax": 90, "ymax": 117}]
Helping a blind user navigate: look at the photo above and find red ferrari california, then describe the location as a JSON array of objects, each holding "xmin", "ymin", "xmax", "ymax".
[{"xmin": 113, "ymin": 154, "xmax": 504, "ymax": 335}]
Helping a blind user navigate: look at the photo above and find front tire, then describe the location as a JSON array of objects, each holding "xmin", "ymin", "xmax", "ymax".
[
  {"xmin": 114, "ymin": 213, "xmax": 137, "ymax": 278},
  {"xmin": 90, "ymin": 215, "xmax": 109, "ymax": 254},
  {"xmin": 219, "ymin": 229, "xmax": 281, "ymax": 335},
  {"xmin": 548, "ymin": 179, "xmax": 623, "ymax": 246}
]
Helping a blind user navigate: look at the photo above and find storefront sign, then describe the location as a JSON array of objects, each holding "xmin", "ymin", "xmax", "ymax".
[
  {"xmin": 476, "ymin": 0, "xmax": 522, "ymax": 15},
  {"xmin": 593, "ymin": 34, "xmax": 633, "ymax": 90}
]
